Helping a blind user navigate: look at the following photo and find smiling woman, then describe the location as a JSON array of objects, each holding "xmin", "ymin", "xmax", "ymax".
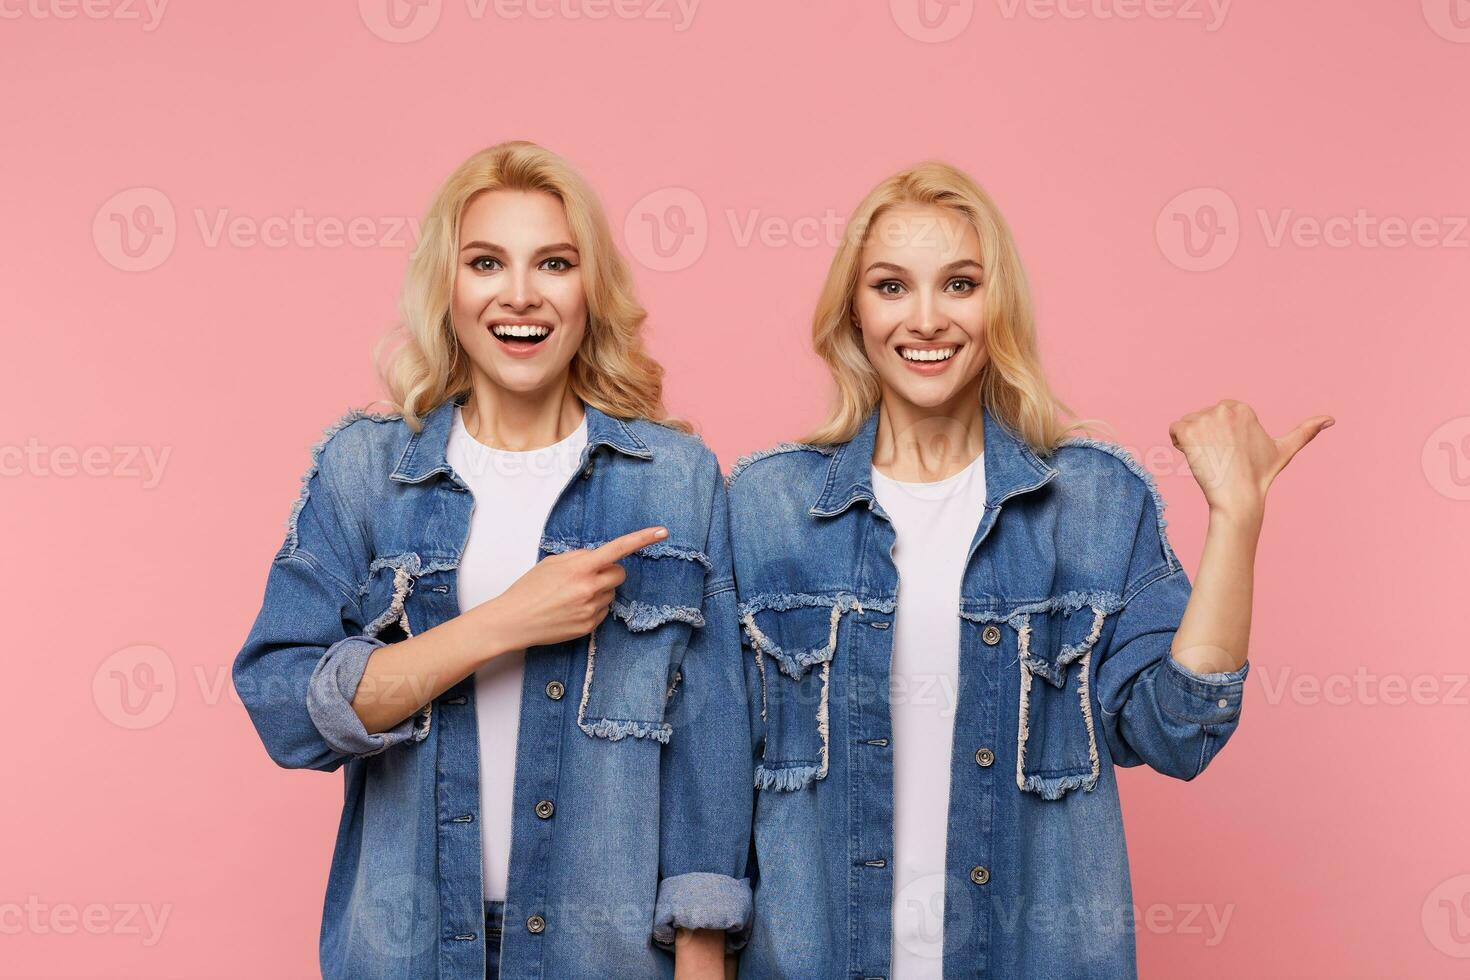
[
  {"xmin": 729, "ymin": 162, "xmax": 1330, "ymax": 979},
  {"xmin": 233, "ymin": 141, "xmax": 752, "ymax": 980}
]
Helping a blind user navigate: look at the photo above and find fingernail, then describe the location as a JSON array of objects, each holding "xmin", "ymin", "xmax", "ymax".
[{"xmin": 655, "ymin": 527, "xmax": 668, "ymax": 538}]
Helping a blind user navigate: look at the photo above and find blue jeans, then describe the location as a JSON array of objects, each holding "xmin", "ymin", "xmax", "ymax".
[{"xmin": 484, "ymin": 901, "xmax": 504, "ymax": 980}]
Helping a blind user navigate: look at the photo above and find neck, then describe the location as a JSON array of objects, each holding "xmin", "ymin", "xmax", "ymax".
[
  {"xmin": 872, "ymin": 381, "xmax": 985, "ymax": 483},
  {"xmin": 460, "ymin": 370, "xmax": 585, "ymax": 452}
]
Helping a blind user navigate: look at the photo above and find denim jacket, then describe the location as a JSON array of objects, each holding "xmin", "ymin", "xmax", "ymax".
[
  {"xmin": 726, "ymin": 406, "xmax": 1249, "ymax": 980},
  {"xmin": 233, "ymin": 394, "xmax": 753, "ymax": 980}
]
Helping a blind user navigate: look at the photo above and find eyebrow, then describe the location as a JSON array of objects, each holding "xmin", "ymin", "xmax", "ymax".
[
  {"xmin": 864, "ymin": 258, "xmax": 984, "ymax": 275},
  {"xmin": 459, "ymin": 241, "xmax": 580, "ymax": 256}
]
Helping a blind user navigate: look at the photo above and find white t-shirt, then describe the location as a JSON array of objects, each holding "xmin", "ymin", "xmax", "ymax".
[
  {"xmin": 870, "ymin": 450, "xmax": 987, "ymax": 977},
  {"xmin": 445, "ymin": 403, "xmax": 588, "ymax": 902}
]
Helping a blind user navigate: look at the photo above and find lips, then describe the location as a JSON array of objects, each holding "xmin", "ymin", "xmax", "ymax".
[
  {"xmin": 490, "ymin": 322, "xmax": 552, "ymax": 345},
  {"xmin": 898, "ymin": 345, "xmax": 958, "ymax": 362},
  {"xmin": 892, "ymin": 341, "xmax": 963, "ymax": 376}
]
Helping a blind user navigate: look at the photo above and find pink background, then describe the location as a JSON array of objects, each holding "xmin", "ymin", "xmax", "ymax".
[{"xmin": 4, "ymin": 1, "xmax": 1468, "ymax": 976}]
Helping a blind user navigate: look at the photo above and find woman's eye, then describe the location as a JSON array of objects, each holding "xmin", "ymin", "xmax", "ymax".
[
  {"xmin": 468, "ymin": 256, "xmax": 500, "ymax": 272},
  {"xmin": 542, "ymin": 256, "xmax": 574, "ymax": 272},
  {"xmin": 945, "ymin": 277, "xmax": 979, "ymax": 294},
  {"xmin": 874, "ymin": 280, "xmax": 906, "ymax": 296}
]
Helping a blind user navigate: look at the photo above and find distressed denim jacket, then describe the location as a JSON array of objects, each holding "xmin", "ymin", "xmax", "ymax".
[
  {"xmin": 726, "ymin": 406, "xmax": 1249, "ymax": 980},
  {"xmin": 233, "ymin": 394, "xmax": 753, "ymax": 980}
]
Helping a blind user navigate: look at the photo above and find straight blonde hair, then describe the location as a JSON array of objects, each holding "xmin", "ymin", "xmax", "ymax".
[
  {"xmin": 803, "ymin": 161, "xmax": 1100, "ymax": 452},
  {"xmin": 378, "ymin": 140, "xmax": 688, "ymax": 433}
]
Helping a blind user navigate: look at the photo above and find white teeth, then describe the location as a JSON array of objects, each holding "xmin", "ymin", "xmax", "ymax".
[
  {"xmin": 491, "ymin": 324, "xmax": 550, "ymax": 339},
  {"xmin": 899, "ymin": 346, "xmax": 957, "ymax": 362}
]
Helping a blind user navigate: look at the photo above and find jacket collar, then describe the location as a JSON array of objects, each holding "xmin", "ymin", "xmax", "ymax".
[
  {"xmin": 810, "ymin": 403, "xmax": 1056, "ymax": 517},
  {"xmin": 391, "ymin": 392, "xmax": 652, "ymax": 484}
]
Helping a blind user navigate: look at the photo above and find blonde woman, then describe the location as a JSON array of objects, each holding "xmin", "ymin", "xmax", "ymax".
[
  {"xmin": 234, "ymin": 141, "xmax": 751, "ymax": 980},
  {"xmin": 727, "ymin": 162, "xmax": 1331, "ymax": 978}
]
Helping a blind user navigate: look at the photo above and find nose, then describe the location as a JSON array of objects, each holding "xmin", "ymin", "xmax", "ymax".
[
  {"xmin": 502, "ymin": 267, "xmax": 541, "ymax": 312},
  {"xmin": 910, "ymin": 286, "xmax": 945, "ymax": 338}
]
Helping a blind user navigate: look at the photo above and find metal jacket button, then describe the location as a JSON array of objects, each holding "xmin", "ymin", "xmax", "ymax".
[
  {"xmin": 545, "ymin": 680, "xmax": 565, "ymax": 700},
  {"xmin": 971, "ymin": 866, "xmax": 990, "ymax": 885},
  {"xmin": 526, "ymin": 914, "xmax": 546, "ymax": 934},
  {"xmin": 534, "ymin": 799, "xmax": 555, "ymax": 819},
  {"xmin": 975, "ymin": 747, "xmax": 995, "ymax": 767},
  {"xmin": 981, "ymin": 625, "xmax": 1002, "ymax": 646}
]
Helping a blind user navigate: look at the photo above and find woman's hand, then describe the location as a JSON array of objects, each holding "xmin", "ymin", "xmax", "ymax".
[
  {"xmin": 473, "ymin": 525, "xmax": 669, "ymax": 654},
  {"xmin": 1169, "ymin": 400, "xmax": 1334, "ymax": 524}
]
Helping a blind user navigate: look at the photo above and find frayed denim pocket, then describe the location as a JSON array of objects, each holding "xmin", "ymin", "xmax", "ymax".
[
  {"xmin": 360, "ymin": 553, "xmax": 455, "ymax": 743},
  {"xmin": 552, "ymin": 538, "xmax": 710, "ymax": 744},
  {"xmin": 740, "ymin": 592, "xmax": 867, "ymax": 791},
  {"xmin": 969, "ymin": 592, "xmax": 1123, "ymax": 800}
]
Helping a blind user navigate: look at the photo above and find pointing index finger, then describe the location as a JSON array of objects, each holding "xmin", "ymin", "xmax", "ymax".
[{"xmin": 591, "ymin": 526, "xmax": 668, "ymax": 565}]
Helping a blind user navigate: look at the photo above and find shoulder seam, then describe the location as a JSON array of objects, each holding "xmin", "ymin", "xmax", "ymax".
[
  {"xmin": 282, "ymin": 407, "xmax": 401, "ymax": 554},
  {"xmin": 1055, "ymin": 436, "xmax": 1180, "ymax": 570},
  {"xmin": 726, "ymin": 441, "xmax": 836, "ymax": 489}
]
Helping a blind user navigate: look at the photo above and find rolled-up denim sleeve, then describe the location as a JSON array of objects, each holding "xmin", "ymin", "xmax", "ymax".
[
  {"xmin": 233, "ymin": 441, "xmax": 413, "ymax": 771},
  {"xmin": 1094, "ymin": 488, "xmax": 1249, "ymax": 781},
  {"xmin": 307, "ymin": 632, "xmax": 418, "ymax": 757},
  {"xmin": 653, "ymin": 460, "xmax": 754, "ymax": 951}
]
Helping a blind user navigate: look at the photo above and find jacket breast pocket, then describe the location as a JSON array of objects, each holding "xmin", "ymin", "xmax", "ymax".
[
  {"xmin": 359, "ymin": 553, "xmax": 447, "ymax": 743},
  {"xmin": 741, "ymin": 593, "xmax": 865, "ymax": 791},
  {"xmin": 573, "ymin": 544, "xmax": 709, "ymax": 744},
  {"xmin": 991, "ymin": 596, "xmax": 1120, "ymax": 800}
]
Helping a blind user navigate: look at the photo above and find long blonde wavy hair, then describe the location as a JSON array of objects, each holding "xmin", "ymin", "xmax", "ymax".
[
  {"xmin": 802, "ymin": 161, "xmax": 1101, "ymax": 453},
  {"xmin": 377, "ymin": 140, "xmax": 688, "ymax": 433}
]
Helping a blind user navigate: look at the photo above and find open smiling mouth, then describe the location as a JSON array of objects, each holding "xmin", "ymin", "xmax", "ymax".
[
  {"xmin": 490, "ymin": 323, "xmax": 553, "ymax": 349},
  {"xmin": 897, "ymin": 344, "xmax": 961, "ymax": 364}
]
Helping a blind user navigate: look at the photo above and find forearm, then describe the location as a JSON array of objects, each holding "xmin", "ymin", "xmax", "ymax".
[
  {"xmin": 1171, "ymin": 506, "xmax": 1262, "ymax": 674},
  {"xmin": 352, "ymin": 601, "xmax": 511, "ymax": 734},
  {"xmin": 674, "ymin": 928, "xmax": 726, "ymax": 980}
]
